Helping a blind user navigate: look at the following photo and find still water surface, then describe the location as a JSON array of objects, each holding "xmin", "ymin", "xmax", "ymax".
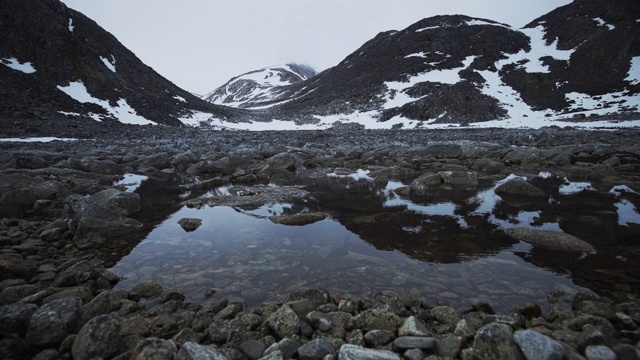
[{"xmin": 107, "ymin": 172, "xmax": 640, "ymax": 312}]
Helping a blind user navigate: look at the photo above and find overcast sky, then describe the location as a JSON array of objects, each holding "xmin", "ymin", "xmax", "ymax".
[{"xmin": 61, "ymin": 0, "xmax": 572, "ymax": 95}]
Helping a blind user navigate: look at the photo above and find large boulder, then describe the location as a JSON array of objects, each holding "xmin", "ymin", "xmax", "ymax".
[
  {"xmin": 495, "ymin": 177, "xmax": 545, "ymax": 198},
  {"xmin": 64, "ymin": 191, "xmax": 143, "ymax": 248},
  {"xmin": 71, "ymin": 314, "xmax": 121, "ymax": 360},
  {"xmin": 25, "ymin": 297, "xmax": 83, "ymax": 348},
  {"xmin": 89, "ymin": 188, "xmax": 141, "ymax": 216}
]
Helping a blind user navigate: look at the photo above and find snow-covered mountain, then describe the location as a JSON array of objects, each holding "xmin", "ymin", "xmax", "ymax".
[
  {"xmin": 2, "ymin": 0, "xmax": 639, "ymax": 134},
  {"xmin": 0, "ymin": 0, "xmax": 249, "ymax": 136},
  {"xmin": 208, "ymin": 0, "xmax": 639, "ymax": 130},
  {"xmin": 202, "ymin": 63, "xmax": 316, "ymax": 108}
]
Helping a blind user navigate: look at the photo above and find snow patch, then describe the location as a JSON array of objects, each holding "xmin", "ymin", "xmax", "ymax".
[
  {"xmin": 382, "ymin": 56, "xmax": 476, "ymax": 109},
  {"xmin": 68, "ymin": 18, "xmax": 74, "ymax": 32},
  {"xmin": 0, "ymin": 137, "xmax": 76, "ymax": 142},
  {"xmin": 404, "ymin": 52, "xmax": 428, "ymax": 59},
  {"xmin": 100, "ymin": 55, "xmax": 116, "ymax": 72},
  {"xmin": 565, "ymin": 90, "xmax": 640, "ymax": 114},
  {"xmin": 113, "ymin": 173, "xmax": 148, "ymax": 192},
  {"xmin": 626, "ymin": 56, "xmax": 640, "ymax": 85},
  {"xmin": 593, "ymin": 17, "xmax": 615, "ymax": 30},
  {"xmin": 497, "ymin": 26, "xmax": 574, "ymax": 74},
  {"xmin": 416, "ymin": 26, "xmax": 439, "ymax": 32},
  {"xmin": 173, "ymin": 95, "xmax": 187, "ymax": 103},
  {"xmin": 466, "ymin": 19, "xmax": 510, "ymax": 28},
  {"xmin": 57, "ymin": 80, "xmax": 156, "ymax": 125},
  {"xmin": 1, "ymin": 57, "xmax": 36, "ymax": 74},
  {"xmin": 177, "ymin": 110, "xmax": 217, "ymax": 126},
  {"xmin": 328, "ymin": 169, "xmax": 373, "ymax": 181}
]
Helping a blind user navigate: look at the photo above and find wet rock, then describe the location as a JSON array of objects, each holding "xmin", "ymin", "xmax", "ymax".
[
  {"xmin": 89, "ymin": 188, "xmax": 141, "ymax": 216},
  {"xmin": 588, "ymin": 164, "xmax": 616, "ymax": 181},
  {"xmin": 439, "ymin": 171, "xmax": 478, "ymax": 187},
  {"xmin": 338, "ymin": 344, "xmax": 401, "ymax": 360},
  {"xmin": 473, "ymin": 158, "xmax": 506, "ymax": 174},
  {"xmin": 132, "ymin": 280, "xmax": 164, "ymax": 298},
  {"xmin": 71, "ymin": 314, "xmax": 121, "ymax": 360},
  {"xmin": 0, "ymin": 302, "xmax": 38, "ymax": 336},
  {"xmin": 268, "ymin": 212, "xmax": 328, "ymax": 226},
  {"xmin": 0, "ymin": 253, "xmax": 37, "ymax": 281},
  {"xmin": 177, "ymin": 218, "xmax": 203, "ymax": 232},
  {"xmin": 514, "ymin": 303, "xmax": 542, "ymax": 320},
  {"xmin": 403, "ymin": 348, "xmax": 423, "ymax": 360},
  {"xmin": 513, "ymin": 329, "xmax": 564, "ymax": 360},
  {"xmin": 297, "ymin": 338, "xmax": 334, "ymax": 360},
  {"xmin": 409, "ymin": 173, "xmax": 443, "ymax": 192},
  {"xmin": 364, "ymin": 329, "xmax": 396, "ymax": 347},
  {"xmin": 177, "ymin": 342, "xmax": 227, "ymax": 360},
  {"xmin": 472, "ymin": 323, "xmax": 524, "ymax": 360},
  {"xmin": 239, "ymin": 339, "xmax": 266, "ymax": 360},
  {"xmin": 0, "ymin": 188, "xmax": 37, "ymax": 218},
  {"xmin": 25, "ymin": 297, "xmax": 83, "ymax": 347},
  {"xmin": 494, "ymin": 177, "xmax": 545, "ymax": 197},
  {"xmin": 431, "ymin": 305, "xmax": 461, "ymax": 327},
  {"xmin": 436, "ymin": 334, "xmax": 464, "ymax": 358},
  {"xmin": 130, "ymin": 337, "xmax": 178, "ymax": 360},
  {"xmin": 264, "ymin": 338, "xmax": 300, "ymax": 359},
  {"xmin": 349, "ymin": 309, "xmax": 402, "ymax": 332},
  {"xmin": 64, "ymin": 193, "xmax": 142, "ymax": 248},
  {"xmin": 579, "ymin": 301, "xmax": 617, "ymax": 320},
  {"xmin": 393, "ymin": 336, "xmax": 436, "ymax": 351},
  {"xmin": 266, "ymin": 305, "xmax": 300, "ymax": 339},
  {"xmin": 504, "ymin": 228, "xmax": 595, "ymax": 252},
  {"xmin": 284, "ymin": 288, "xmax": 330, "ymax": 308},
  {"xmin": 584, "ymin": 345, "xmax": 617, "ymax": 360},
  {"xmin": 398, "ymin": 316, "xmax": 431, "ymax": 337}
]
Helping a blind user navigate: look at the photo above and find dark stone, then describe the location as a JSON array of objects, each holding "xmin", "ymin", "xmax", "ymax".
[
  {"xmin": 25, "ymin": 297, "xmax": 83, "ymax": 347},
  {"xmin": 71, "ymin": 314, "xmax": 121, "ymax": 360},
  {"xmin": 176, "ymin": 342, "xmax": 227, "ymax": 360},
  {"xmin": 297, "ymin": 338, "xmax": 334, "ymax": 360},
  {"xmin": 0, "ymin": 254, "xmax": 37, "ymax": 281},
  {"xmin": 132, "ymin": 280, "xmax": 164, "ymax": 298},
  {"xmin": 0, "ymin": 302, "xmax": 38, "ymax": 336},
  {"xmin": 177, "ymin": 218, "xmax": 203, "ymax": 232},
  {"xmin": 130, "ymin": 337, "xmax": 178, "ymax": 360}
]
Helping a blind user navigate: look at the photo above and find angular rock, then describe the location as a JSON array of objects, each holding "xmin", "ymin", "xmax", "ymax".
[
  {"xmin": 431, "ymin": 305, "xmax": 461, "ymax": 325},
  {"xmin": 403, "ymin": 348, "xmax": 424, "ymax": 360},
  {"xmin": 349, "ymin": 309, "xmax": 401, "ymax": 332},
  {"xmin": 473, "ymin": 323, "xmax": 524, "ymax": 360},
  {"xmin": 504, "ymin": 228, "xmax": 595, "ymax": 252},
  {"xmin": 495, "ymin": 177, "xmax": 545, "ymax": 197},
  {"xmin": 439, "ymin": 171, "xmax": 478, "ymax": 187},
  {"xmin": 239, "ymin": 339, "xmax": 266, "ymax": 360},
  {"xmin": 284, "ymin": 288, "xmax": 330, "ymax": 308},
  {"xmin": 297, "ymin": 338, "xmax": 334, "ymax": 360},
  {"xmin": 364, "ymin": 329, "xmax": 396, "ymax": 347},
  {"xmin": 25, "ymin": 297, "xmax": 83, "ymax": 347},
  {"xmin": 266, "ymin": 305, "xmax": 300, "ymax": 339},
  {"xmin": 436, "ymin": 334, "xmax": 464, "ymax": 358},
  {"xmin": 398, "ymin": 316, "xmax": 431, "ymax": 337},
  {"xmin": 71, "ymin": 314, "xmax": 121, "ymax": 360},
  {"xmin": 264, "ymin": 338, "xmax": 301, "ymax": 359},
  {"xmin": 178, "ymin": 218, "xmax": 203, "ymax": 232},
  {"xmin": 89, "ymin": 188, "xmax": 141, "ymax": 216},
  {"xmin": 130, "ymin": 337, "xmax": 178, "ymax": 360},
  {"xmin": 338, "ymin": 344, "xmax": 401, "ymax": 360},
  {"xmin": 177, "ymin": 342, "xmax": 227, "ymax": 360},
  {"xmin": 0, "ymin": 302, "xmax": 38, "ymax": 336},
  {"xmin": 513, "ymin": 329, "xmax": 564, "ymax": 360}
]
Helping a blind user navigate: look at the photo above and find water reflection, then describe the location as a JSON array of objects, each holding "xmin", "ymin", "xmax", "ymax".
[{"xmin": 107, "ymin": 171, "xmax": 640, "ymax": 312}]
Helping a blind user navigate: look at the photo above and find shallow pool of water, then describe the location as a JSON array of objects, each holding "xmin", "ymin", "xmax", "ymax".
[{"xmin": 107, "ymin": 172, "xmax": 640, "ymax": 312}]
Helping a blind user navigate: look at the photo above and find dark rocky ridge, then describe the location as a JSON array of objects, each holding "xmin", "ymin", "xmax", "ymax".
[{"xmin": 0, "ymin": 0, "xmax": 249, "ymax": 134}]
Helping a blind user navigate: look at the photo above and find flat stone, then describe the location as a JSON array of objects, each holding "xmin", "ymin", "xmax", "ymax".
[
  {"xmin": 132, "ymin": 280, "xmax": 164, "ymax": 298},
  {"xmin": 504, "ymin": 228, "xmax": 595, "ymax": 253},
  {"xmin": 513, "ymin": 329, "xmax": 564, "ymax": 360},
  {"xmin": 177, "ymin": 342, "xmax": 227, "ymax": 360},
  {"xmin": 393, "ymin": 336, "xmax": 436, "ymax": 350},
  {"xmin": 584, "ymin": 345, "xmax": 616, "ymax": 360},
  {"xmin": 338, "ymin": 344, "xmax": 400, "ymax": 360}
]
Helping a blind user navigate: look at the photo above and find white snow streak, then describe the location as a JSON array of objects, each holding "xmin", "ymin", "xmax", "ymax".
[
  {"xmin": 0, "ymin": 137, "xmax": 76, "ymax": 142},
  {"xmin": 416, "ymin": 26, "xmax": 439, "ymax": 32},
  {"xmin": 173, "ymin": 95, "xmax": 187, "ymax": 103},
  {"xmin": 593, "ymin": 17, "xmax": 615, "ymax": 30},
  {"xmin": 100, "ymin": 55, "xmax": 116, "ymax": 72},
  {"xmin": 1, "ymin": 57, "xmax": 36, "ymax": 74},
  {"xmin": 497, "ymin": 26, "xmax": 574, "ymax": 74},
  {"xmin": 57, "ymin": 80, "xmax": 156, "ymax": 125},
  {"xmin": 68, "ymin": 18, "xmax": 74, "ymax": 32},
  {"xmin": 626, "ymin": 56, "xmax": 640, "ymax": 85}
]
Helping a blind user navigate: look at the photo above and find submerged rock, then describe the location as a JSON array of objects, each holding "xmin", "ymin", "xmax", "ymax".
[
  {"xmin": 268, "ymin": 212, "xmax": 328, "ymax": 226},
  {"xmin": 504, "ymin": 228, "xmax": 595, "ymax": 253},
  {"xmin": 494, "ymin": 177, "xmax": 545, "ymax": 197}
]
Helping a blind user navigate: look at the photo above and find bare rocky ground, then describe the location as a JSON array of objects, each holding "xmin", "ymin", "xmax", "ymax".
[{"xmin": 1, "ymin": 126, "xmax": 640, "ymax": 359}]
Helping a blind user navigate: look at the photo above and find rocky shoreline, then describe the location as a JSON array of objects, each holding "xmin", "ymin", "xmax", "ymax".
[{"xmin": 1, "ymin": 126, "xmax": 640, "ymax": 359}]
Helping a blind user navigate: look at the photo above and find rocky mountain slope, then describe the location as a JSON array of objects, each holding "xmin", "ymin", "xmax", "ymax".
[
  {"xmin": 0, "ymin": 0, "xmax": 248, "ymax": 136},
  {"xmin": 202, "ymin": 63, "xmax": 316, "ymax": 108},
  {"xmin": 208, "ymin": 0, "xmax": 640, "ymax": 129}
]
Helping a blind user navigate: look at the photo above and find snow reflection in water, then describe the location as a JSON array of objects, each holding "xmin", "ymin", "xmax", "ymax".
[{"xmin": 109, "ymin": 172, "xmax": 640, "ymax": 312}]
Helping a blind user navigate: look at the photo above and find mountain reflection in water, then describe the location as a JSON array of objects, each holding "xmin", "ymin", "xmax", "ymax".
[{"xmin": 105, "ymin": 171, "xmax": 640, "ymax": 312}]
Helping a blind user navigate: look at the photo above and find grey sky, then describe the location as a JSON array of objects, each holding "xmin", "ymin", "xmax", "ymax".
[{"xmin": 60, "ymin": 0, "xmax": 572, "ymax": 95}]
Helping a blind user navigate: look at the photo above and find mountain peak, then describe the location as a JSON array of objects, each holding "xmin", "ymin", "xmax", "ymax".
[{"xmin": 202, "ymin": 63, "xmax": 317, "ymax": 108}]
